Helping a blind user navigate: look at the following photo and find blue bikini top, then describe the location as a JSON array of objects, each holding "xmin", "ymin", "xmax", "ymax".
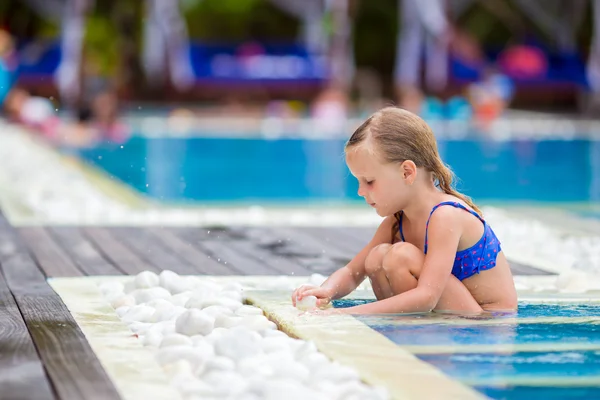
[{"xmin": 396, "ymin": 201, "xmax": 502, "ymax": 281}]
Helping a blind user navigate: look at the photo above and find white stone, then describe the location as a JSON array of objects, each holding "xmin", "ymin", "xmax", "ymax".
[
  {"xmin": 115, "ymin": 306, "xmax": 130, "ymax": 318},
  {"xmin": 143, "ymin": 329, "xmax": 164, "ymax": 347},
  {"xmin": 175, "ymin": 309, "xmax": 215, "ymax": 336},
  {"xmin": 201, "ymin": 305, "xmax": 234, "ymax": 319},
  {"xmin": 122, "ymin": 305, "xmax": 155, "ymax": 323},
  {"xmin": 130, "ymin": 287, "xmax": 171, "ymax": 304},
  {"xmin": 169, "ymin": 291, "xmax": 193, "ymax": 307},
  {"xmin": 295, "ymin": 295, "xmax": 318, "ymax": 311},
  {"xmin": 156, "ymin": 346, "xmax": 212, "ymax": 371},
  {"xmin": 135, "ymin": 271, "xmax": 160, "ymax": 289},
  {"xmin": 213, "ymin": 327, "xmax": 262, "ymax": 361},
  {"xmin": 201, "ymin": 356, "xmax": 236, "ymax": 376},
  {"xmin": 214, "ymin": 315, "xmax": 244, "ymax": 329},
  {"xmin": 200, "ymin": 370, "xmax": 248, "ymax": 396},
  {"xmin": 193, "ymin": 297, "xmax": 243, "ymax": 312},
  {"xmin": 160, "ymin": 333, "xmax": 194, "ymax": 348},
  {"xmin": 110, "ymin": 294, "xmax": 136, "ymax": 309}
]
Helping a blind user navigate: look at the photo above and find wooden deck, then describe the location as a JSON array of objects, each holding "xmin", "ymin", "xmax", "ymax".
[{"xmin": 0, "ymin": 213, "xmax": 552, "ymax": 399}]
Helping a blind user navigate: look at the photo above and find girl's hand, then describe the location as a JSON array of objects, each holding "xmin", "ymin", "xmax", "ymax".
[{"xmin": 292, "ymin": 284, "xmax": 334, "ymax": 308}]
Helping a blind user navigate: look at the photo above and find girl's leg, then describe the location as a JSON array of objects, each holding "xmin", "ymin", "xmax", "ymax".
[
  {"xmin": 364, "ymin": 243, "xmax": 394, "ymax": 300},
  {"xmin": 367, "ymin": 242, "xmax": 482, "ymax": 312}
]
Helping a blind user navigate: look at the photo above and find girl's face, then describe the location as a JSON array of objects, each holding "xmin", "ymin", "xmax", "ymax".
[{"xmin": 346, "ymin": 144, "xmax": 414, "ymax": 217}]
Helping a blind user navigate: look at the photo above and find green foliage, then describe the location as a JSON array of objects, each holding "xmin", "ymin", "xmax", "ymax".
[{"xmin": 83, "ymin": 15, "xmax": 120, "ymax": 76}]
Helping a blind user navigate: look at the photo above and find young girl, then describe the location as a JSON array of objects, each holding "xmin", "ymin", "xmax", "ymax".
[{"xmin": 292, "ymin": 107, "xmax": 518, "ymax": 314}]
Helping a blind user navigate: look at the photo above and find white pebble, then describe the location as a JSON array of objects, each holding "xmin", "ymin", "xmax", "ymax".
[
  {"xmin": 151, "ymin": 304, "xmax": 184, "ymax": 323},
  {"xmin": 170, "ymin": 291, "xmax": 193, "ymax": 307},
  {"xmin": 201, "ymin": 370, "xmax": 248, "ymax": 396},
  {"xmin": 296, "ymin": 295, "xmax": 317, "ymax": 311},
  {"xmin": 176, "ymin": 309, "xmax": 215, "ymax": 336},
  {"xmin": 213, "ymin": 327, "xmax": 262, "ymax": 361},
  {"xmin": 195, "ymin": 297, "xmax": 243, "ymax": 312},
  {"xmin": 214, "ymin": 315, "xmax": 244, "ymax": 329},
  {"xmin": 159, "ymin": 270, "xmax": 192, "ymax": 294},
  {"xmin": 201, "ymin": 305, "xmax": 234, "ymax": 318},
  {"xmin": 131, "ymin": 287, "xmax": 171, "ymax": 304},
  {"xmin": 156, "ymin": 346, "xmax": 211, "ymax": 371},
  {"xmin": 135, "ymin": 271, "xmax": 160, "ymax": 289},
  {"xmin": 160, "ymin": 333, "xmax": 194, "ymax": 348},
  {"xmin": 143, "ymin": 329, "xmax": 163, "ymax": 347},
  {"xmin": 122, "ymin": 305, "xmax": 155, "ymax": 323},
  {"xmin": 115, "ymin": 306, "xmax": 130, "ymax": 317},
  {"xmin": 128, "ymin": 321, "xmax": 153, "ymax": 335},
  {"xmin": 201, "ymin": 356, "xmax": 236, "ymax": 375},
  {"xmin": 110, "ymin": 294, "xmax": 135, "ymax": 309}
]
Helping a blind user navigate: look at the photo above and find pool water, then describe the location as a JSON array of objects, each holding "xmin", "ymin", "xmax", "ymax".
[
  {"xmin": 333, "ymin": 299, "xmax": 600, "ymax": 399},
  {"xmin": 73, "ymin": 137, "xmax": 600, "ymax": 204}
]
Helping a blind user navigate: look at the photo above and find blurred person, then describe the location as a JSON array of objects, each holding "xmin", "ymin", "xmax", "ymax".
[
  {"xmin": 142, "ymin": 0, "xmax": 195, "ymax": 92},
  {"xmin": 54, "ymin": 0, "xmax": 93, "ymax": 108},
  {"xmin": 395, "ymin": 0, "xmax": 450, "ymax": 107},
  {"xmin": 466, "ymin": 67, "xmax": 514, "ymax": 130},
  {"xmin": 310, "ymin": 85, "xmax": 348, "ymax": 136},
  {"xmin": 3, "ymin": 87, "xmax": 61, "ymax": 139}
]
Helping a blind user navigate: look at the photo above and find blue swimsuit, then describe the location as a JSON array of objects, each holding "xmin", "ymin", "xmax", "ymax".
[{"xmin": 396, "ymin": 201, "xmax": 502, "ymax": 281}]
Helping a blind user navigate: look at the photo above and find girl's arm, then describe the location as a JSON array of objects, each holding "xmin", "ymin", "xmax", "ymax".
[
  {"xmin": 301, "ymin": 216, "xmax": 396, "ymax": 301},
  {"xmin": 342, "ymin": 207, "xmax": 462, "ymax": 314}
]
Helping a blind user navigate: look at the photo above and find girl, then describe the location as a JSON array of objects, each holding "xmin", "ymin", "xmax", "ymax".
[{"xmin": 292, "ymin": 107, "xmax": 518, "ymax": 314}]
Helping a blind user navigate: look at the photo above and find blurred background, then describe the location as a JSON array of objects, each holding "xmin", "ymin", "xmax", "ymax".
[{"xmin": 1, "ymin": 0, "xmax": 599, "ymax": 214}]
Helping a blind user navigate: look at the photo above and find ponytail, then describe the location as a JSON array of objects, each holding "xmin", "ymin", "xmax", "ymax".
[{"xmin": 435, "ymin": 161, "xmax": 482, "ymax": 215}]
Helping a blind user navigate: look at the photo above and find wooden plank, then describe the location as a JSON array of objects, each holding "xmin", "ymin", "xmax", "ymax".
[
  {"xmin": 147, "ymin": 227, "xmax": 236, "ymax": 275},
  {"xmin": 48, "ymin": 227, "xmax": 123, "ymax": 276},
  {"xmin": 297, "ymin": 227, "xmax": 367, "ymax": 255},
  {"xmin": 0, "ymin": 265, "xmax": 55, "ymax": 399},
  {"xmin": 229, "ymin": 241, "xmax": 313, "ymax": 276},
  {"xmin": 18, "ymin": 227, "xmax": 83, "ymax": 277},
  {"xmin": 83, "ymin": 227, "xmax": 158, "ymax": 275},
  {"xmin": 109, "ymin": 227, "xmax": 198, "ymax": 275},
  {"xmin": 265, "ymin": 227, "xmax": 350, "ymax": 260},
  {"xmin": 198, "ymin": 241, "xmax": 280, "ymax": 275},
  {"xmin": 0, "ymin": 216, "xmax": 121, "ymax": 400}
]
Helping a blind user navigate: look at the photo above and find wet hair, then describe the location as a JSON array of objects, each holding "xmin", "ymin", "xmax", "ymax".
[{"xmin": 345, "ymin": 107, "xmax": 481, "ymax": 238}]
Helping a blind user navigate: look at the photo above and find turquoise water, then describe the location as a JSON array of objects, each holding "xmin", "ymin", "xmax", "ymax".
[
  {"xmin": 73, "ymin": 137, "xmax": 600, "ymax": 204},
  {"xmin": 333, "ymin": 299, "xmax": 600, "ymax": 399}
]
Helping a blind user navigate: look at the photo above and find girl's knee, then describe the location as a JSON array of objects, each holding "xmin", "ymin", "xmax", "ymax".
[
  {"xmin": 365, "ymin": 243, "xmax": 392, "ymax": 275},
  {"xmin": 382, "ymin": 242, "xmax": 423, "ymax": 272}
]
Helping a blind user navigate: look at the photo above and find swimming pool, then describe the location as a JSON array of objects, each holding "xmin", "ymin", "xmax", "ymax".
[
  {"xmin": 334, "ymin": 299, "xmax": 600, "ymax": 399},
  {"xmin": 72, "ymin": 136, "xmax": 600, "ymax": 206}
]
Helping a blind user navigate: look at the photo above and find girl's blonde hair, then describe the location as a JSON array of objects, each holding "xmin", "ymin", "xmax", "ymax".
[{"xmin": 345, "ymin": 107, "xmax": 481, "ymax": 217}]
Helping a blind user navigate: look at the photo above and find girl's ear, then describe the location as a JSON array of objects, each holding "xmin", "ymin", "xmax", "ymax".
[{"xmin": 400, "ymin": 160, "xmax": 417, "ymax": 185}]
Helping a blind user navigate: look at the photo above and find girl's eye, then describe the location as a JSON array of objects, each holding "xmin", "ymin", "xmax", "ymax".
[{"xmin": 366, "ymin": 180, "xmax": 374, "ymax": 185}]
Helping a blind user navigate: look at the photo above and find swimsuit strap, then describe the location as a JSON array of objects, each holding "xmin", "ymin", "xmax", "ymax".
[
  {"xmin": 397, "ymin": 211, "xmax": 406, "ymax": 242},
  {"xmin": 424, "ymin": 201, "xmax": 484, "ymax": 254}
]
